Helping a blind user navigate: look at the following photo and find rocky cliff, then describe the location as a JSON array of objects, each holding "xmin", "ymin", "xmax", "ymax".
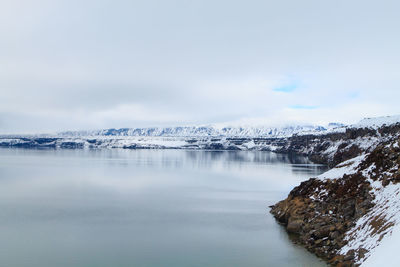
[
  {"xmin": 270, "ymin": 125, "xmax": 400, "ymax": 266},
  {"xmin": 272, "ymin": 123, "xmax": 400, "ymax": 167}
]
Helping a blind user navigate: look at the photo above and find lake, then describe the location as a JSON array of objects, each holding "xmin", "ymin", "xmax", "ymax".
[{"xmin": 0, "ymin": 148, "xmax": 327, "ymax": 267}]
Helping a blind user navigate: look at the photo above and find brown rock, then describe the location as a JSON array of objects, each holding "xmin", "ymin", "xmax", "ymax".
[
  {"xmin": 286, "ymin": 219, "xmax": 303, "ymax": 234},
  {"xmin": 330, "ymin": 230, "xmax": 340, "ymax": 240},
  {"xmin": 314, "ymin": 239, "xmax": 323, "ymax": 245},
  {"xmin": 313, "ymin": 225, "xmax": 333, "ymax": 239}
]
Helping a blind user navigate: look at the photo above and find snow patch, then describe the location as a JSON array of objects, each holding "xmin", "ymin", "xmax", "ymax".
[
  {"xmin": 318, "ymin": 154, "xmax": 366, "ymax": 180},
  {"xmin": 340, "ymin": 181, "xmax": 400, "ymax": 265}
]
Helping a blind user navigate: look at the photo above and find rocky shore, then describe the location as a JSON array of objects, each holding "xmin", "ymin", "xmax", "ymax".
[{"xmin": 270, "ymin": 124, "xmax": 400, "ymax": 266}]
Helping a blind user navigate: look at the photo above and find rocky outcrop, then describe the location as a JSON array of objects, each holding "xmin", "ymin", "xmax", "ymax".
[
  {"xmin": 270, "ymin": 136, "xmax": 400, "ymax": 266},
  {"xmin": 271, "ymin": 175, "xmax": 373, "ymax": 266},
  {"xmin": 273, "ymin": 127, "xmax": 384, "ymax": 167}
]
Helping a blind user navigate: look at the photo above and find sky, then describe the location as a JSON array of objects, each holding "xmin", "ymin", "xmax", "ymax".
[{"xmin": 1, "ymin": 0, "xmax": 400, "ymax": 134}]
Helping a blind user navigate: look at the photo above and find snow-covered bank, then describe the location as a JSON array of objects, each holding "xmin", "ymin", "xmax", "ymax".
[
  {"xmin": 270, "ymin": 122, "xmax": 400, "ymax": 266},
  {"xmin": 362, "ymin": 220, "xmax": 400, "ymax": 266},
  {"xmin": 338, "ymin": 139, "xmax": 400, "ymax": 266}
]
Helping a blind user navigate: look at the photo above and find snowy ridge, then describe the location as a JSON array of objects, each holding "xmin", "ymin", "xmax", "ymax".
[
  {"xmin": 308, "ymin": 115, "xmax": 400, "ymax": 135},
  {"xmin": 349, "ymin": 115, "xmax": 400, "ymax": 130},
  {"xmin": 58, "ymin": 124, "xmax": 331, "ymax": 138},
  {"xmin": 57, "ymin": 115, "xmax": 400, "ymax": 139}
]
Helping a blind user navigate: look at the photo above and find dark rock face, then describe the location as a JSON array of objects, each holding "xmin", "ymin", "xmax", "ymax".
[
  {"xmin": 270, "ymin": 175, "xmax": 373, "ymax": 266},
  {"xmin": 0, "ymin": 137, "xmax": 59, "ymax": 148},
  {"xmin": 332, "ymin": 145, "xmax": 362, "ymax": 167},
  {"xmin": 34, "ymin": 138, "xmax": 58, "ymax": 144},
  {"xmin": 271, "ymin": 125, "xmax": 400, "ymax": 168},
  {"xmin": 205, "ymin": 143, "xmax": 225, "ymax": 150},
  {"xmin": 123, "ymin": 144, "xmax": 137, "ymax": 149},
  {"xmin": 59, "ymin": 142, "xmax": 84, "ymax": 149}
]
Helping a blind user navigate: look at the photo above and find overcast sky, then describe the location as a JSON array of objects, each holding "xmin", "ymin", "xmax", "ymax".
[{"xmin": 1, "ymin": 0, "xmax": 399, "ymax": 133}]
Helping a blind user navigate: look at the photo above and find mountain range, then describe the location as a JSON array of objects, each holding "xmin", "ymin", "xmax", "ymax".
[{"xmin": 58, "ymin": 123, "xmax": 345, "ymax": 138}]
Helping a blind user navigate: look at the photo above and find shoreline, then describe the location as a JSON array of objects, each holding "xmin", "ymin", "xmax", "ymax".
[{"xmin": 270, "ymin": 128, "xmax": 400, "ymax": 266}]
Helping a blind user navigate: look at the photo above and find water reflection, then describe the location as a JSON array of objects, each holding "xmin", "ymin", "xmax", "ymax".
[
  {"xmin": 0, "ymin": 148, "xmax": 327, "ymax": 267},
  {"xmin": 1, "ymin": 149, "xmax": 328, "ymax": 178}
]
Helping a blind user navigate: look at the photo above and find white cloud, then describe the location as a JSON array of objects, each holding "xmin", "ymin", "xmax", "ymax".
[{"xmin": 0, "ymin": 0, "xmax": 399, "ymax": 133}]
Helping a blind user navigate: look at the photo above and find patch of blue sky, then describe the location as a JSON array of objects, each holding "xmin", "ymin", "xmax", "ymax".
[
  {"xmin": 289, "ymin": 105, "xmax": 318, "ymax": 110},
  {"xmin": 273, "ymin": 83, "xmax": 298, "ymax": 93},
  {"xmin": 348, "ymin": 91, "xmax": 360, "ymax": 99}
]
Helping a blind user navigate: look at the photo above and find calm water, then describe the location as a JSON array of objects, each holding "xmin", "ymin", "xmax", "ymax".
[{"xmin": 0, "ymin": 148, "xmax": 328, "ymax": 267}]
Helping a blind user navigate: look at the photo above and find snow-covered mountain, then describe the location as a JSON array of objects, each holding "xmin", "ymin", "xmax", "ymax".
[
  {"xmin": 64, "ymin": 114, "xmax": 400, "ymax": 139},
  {"xmin": 58, "ymin": 124, "xmax": 334, "ymax": 138},
  {"xmin": 0, "ymin": 122, "xmax": 347, "ymax": 150}
]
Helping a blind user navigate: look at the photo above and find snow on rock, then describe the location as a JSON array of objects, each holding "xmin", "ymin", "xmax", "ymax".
[
  {"xmin": 362, "ymin": 214, "xmax": 400, "ymax": 267},
  {"xmin": 344, "ymin": 182, "xmax": 400, "ymax": 266},
  {"xmin": 336, "ymin": 139, "xmax": 400, "ymax": 265},
  {"xmin": 317, "ymin": 154, "xmax": 367, "ymax": 180},
  {"xmin": 242, "ymin": 140, "xmax": 256, "ymax": 149},
  {"xmin": 270, "ymin": 135, "xmax": 400, "ymax": 266},
  {"xmin": 350, "ymin": 115, "xmax": 400, "ymax": 130}
]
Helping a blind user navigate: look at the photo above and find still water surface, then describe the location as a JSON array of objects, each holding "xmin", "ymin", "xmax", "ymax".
[{"xmin": 0, "ymin": 149, "xmax": 328, "ymax": 267}]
